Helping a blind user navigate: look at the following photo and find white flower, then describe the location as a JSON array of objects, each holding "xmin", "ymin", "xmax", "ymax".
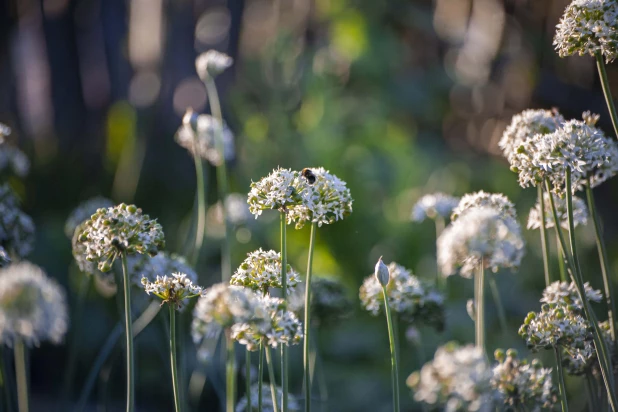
[
  {"xmin": 451, "ymin": 191, "xmax": 517, "ymax": 220},
  {"xmin": 527, "ymin": 192, "xmax": 588, "ymax": 230},
  {"xmin": 235, "ymin": 383, "xmax": 301, "ymax": 412},
  {"xmin": 247, "ymin": 168, "xmax": 312, "ymax": 218},
  {"xmin": 438, "ymin": 208, "xmax": 525, "ymax": 278},
  {"xmin": 0, "ymin": 123, "xmax": 10, "ymax": 139},
  {"xmin": 130, "ymin": 252, "xmax": 197, "ymax": 286},
  {"xmin": 499, "ymin": 109, "xmax": 564, "ymax": 162},
  {"xmin": 0, "ymin": 262, "xmax": 69, "ymax": 347},
  {"xmin": 554, "ymin": 0, "xmax": 618, "ymax": 63},
  {"xmin": 231, "ymin": 249, "xmax": 301, "ymax": 294},
  {"xmin": 195, "ymin": 50, "xmax": 233, "ymax": 80},
  {"xmin": 176, "ymin": 109, "xmax": 235, "ymax": 166},
  {"xmin": 65, "ymin": 197, "xmax": 114, "ymax": 238},
  {"xmin": 540, "ymin": 280, "xmax": 602, "ymax": 309},
  {"xmin": 142, "ymin": 273, "xmax": 203, "ymax": 309},
  {"xmin": 411, "ymin": 193, "xmax": 460, "ymax": 222},
  {"xmin": 0, "ymin": 184, "xmax": 35, "ymax": 259}
]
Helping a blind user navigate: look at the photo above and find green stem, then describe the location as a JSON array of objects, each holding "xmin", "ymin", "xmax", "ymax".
[
  {"xmin": 121, "ymin": 254, "xmax": 135, "ymax": 412},
  {"xmin": 205, "ymin": 78, "xmax": 232, "ymax": 282},
  {"xmin": 488, "ymin": 275, "xmax": 508, "ymax": 336},
  {"xmin": 64, "ymin": 274, "xmax": 91, "ymax": 403},
  {"xmin": 475, "ymin": 260, "xmax": 486, "ymax": 355},
  {"xmin": 585, "ymin": 370, "xmax": 600, "ymax": 412},
  {"xmin": 586, "ymin": 182, "xmax": 617, "ymax": 343},
  {"xmin": 190, "ymin": 137, "xmax": 206, "ymax": 267},
  {"xmin": 258, "ymin": 341, "xmax": 264, "ymax": 412},
  {"xmin": 279, "ymin": 213, "xmax": 288, "ymax": 412},
  {"xmin": 557, "ymin": 235, "xmax": 567, "ymax": 282},
  {"xmin": 226, "ymin": 332, "xmax": 236, "ymax": 412},
  {"xmin": 435, "ymin": 217, "xmax": 445, "ymax": 288},
  {"xmin": 303, "ymin": 222, "xmax": 317, "ymax": 412},
  {"xmin": 246, "ymin": 350, "xmax": 252, "ymax": 411},
  {"xmin": 538, "ymin": 185, "xmax": 552, "ymax": 287},
  {"xmin": 14, "ymin": 339, "xmax": 28, "ymax": 412},
  {"xmin": 265, "ymin": 346, "xmax": 279, "ymax": 412},
  {"xmin": 382, "ymin": 285, "xmax": 400, "ymax": 412},
  {"xmin": 0, "ymin": 348, "xmax": 14, "ymax": 412},
  {"xmin": 554, "ymin": 347, "xmax": 569, "ymax": 412},
  {"xmin": 170, "ymin": 306, "xmax": 181, "ymax": 412},
  {"xmin": 595, "ymin": 51, "xmax": 618, "ymax": 138}
]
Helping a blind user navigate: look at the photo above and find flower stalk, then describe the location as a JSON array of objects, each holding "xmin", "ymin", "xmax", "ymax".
[
  {"xmin": 303, "ymin": 222, "xmax": 317, "ymax": 412},
  {"xmin": 265, "ymin": 346, "xmax": 279, "ymax": 412},
  {"xmin": 170, "ymin": 305, "xmax": 181, "ymax": 412},
  {"xmin": 190, "ymin": 136, "xmax": 206, "ymax": 267},
  {"xmin": 475, "ymin": 260, "xmax": 485, "ymax": 354},
  {"xmin": 258, "ymin": 341, "xmax": 264, "ymax": 412},
  {"xmin": 121, "ymin": 254, "xmax": 135, "ymax": 412},
  {"xmin": 554, "ymin": 347, "xmax": 569, "ymax": 412},
  {"xmin": 226, "ymin": 331, "xmax": 236, "ymax": 412},
  {"xmin": 245, "ymin": 350, "xmax": 252, "ymax": 412},
  {"xmin": 538, "ymin": 185, "xmax": 552, "ymax": 287},
  {"xmin": 280, "ymin": 213, "xmax": 289, "ymax": 411},
  {"xmin": 14, "ymin": 339, "xmax": 28, "ymax": 412},
  {"xmin": 381, "ymin": 284, "xmax": 400, "ymax": 412},
  {"xmin": 595, "ymin": 51, "xmax": 618, "ymax": 138}
]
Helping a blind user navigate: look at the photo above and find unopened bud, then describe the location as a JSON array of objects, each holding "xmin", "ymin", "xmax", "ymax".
[
  {"xmin": 466, "ymin": 299, "xmax": 476, "ymax": 321},
  {"xmin": 183, "ymin": 108, "xmax": 200, "ymax": 132},
  {"xmin": 374, "ymin": 257, "xmax": 390, "ymax": 287}
]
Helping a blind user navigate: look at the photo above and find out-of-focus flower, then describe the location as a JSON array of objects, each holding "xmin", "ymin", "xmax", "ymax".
[
  {"xmin": 230, "ymin": 249, "xmax": 301, "ymax": 294},
  {"xmin": 64, "ymin": 197, "xmax": 114, "ymax": 238},
  {"xmin": 288, "ymin": 277, "xmax": 352, "ymax": 325},
  {"xmin": 0, "ymin": 123, "xmax": 10, "ymax": 139},
  {"xmin": 0, "ymin": 247, "xmax": 10, "ymax": 268},
  {"xmin": 360, "ymin": 261, "xmax": 444, "ymax": 330},
  {"xmin": 0, "ymin": 262, "xmax": 68, "ymax": 347},
  {"xmin": 195, "ymin": 50, "xmax": 233, "ymax": 81},
  {"xmin": 499, "ymin": 109, "xmax": 564, "ymax": 162},
  {"xmin": 411, "ymin": 193, "xmax": 459, "ymax": 223},
  {"xmin": 0, "ymin": 124, "xmax": 29, "ymax": 179},
  {"xmin": 76, "ymin": 203, "xmax": 165, "ymax": 273},
  {"xmin": 176, "ymin": 110, "xmax": 235, "ymax": 166},
  {"xmin": 129, "ymin": 252, "xmax": 197, "ymax": 286},
  {"xmin": 554, "ymin": 0, "xmax": 618, "ymax": 63},
  {"xmin": 451, "ymin": 191, "xmax": 517, "ymax": 221},
  {"xmin": 438, "ymin": 208, "xmax": 525, "ymax": 278},
  {"xmin": 142, "ymin": 273, "xmax": 203, "ymax": 309},
  {"xmin": 235, "ymin": 383, "xmax": 301, "ymax": 412},
  {"xmin": 540, "ymin": 280, "xmax": 602, "ymax": 309},
  {"xmin": 247, "ymin": 168, "xmax": 312, "ymax": 218},
  {"xmin": 0, "ymin": 184, "xmax": 35, "ymax": 259},
  {"xmin": 527, "ymin": 192, "xmax": 588, "ymax": 230}
]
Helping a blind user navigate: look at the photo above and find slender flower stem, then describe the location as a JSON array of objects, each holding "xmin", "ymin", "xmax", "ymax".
[
  {"xmin": 64, "ymin": 273, "xmax": 91, "ymax": 403},
  {"xmin": 538, "ymin": 185, "xmax": 552, "ymax": 287},
  {"xmin": 435, "ymin": 217, "xmax": 445, "ymax": 288},
  {"xmin": 258, "ymin": 341, "xmax": 264, "ymax": 412},
  {"xmin": 265, "ymin": 346, "xmax": 279, "ymax": 412},
  {"xmin": 279, "ymin": 213, "xmax": 289, "ymax": 412},
  {"xmin": 190, "ymin": 138, "xmax": 206, "ymax": 267},
  {"xmin": 557, "ymin": 236, "xmax": 567, "ymax": 282},
  {"xmin": 245, "ymin": 350, "xmax": 252, "ymax": 411},
  {"xmin": 169, "ymin": 306, "xmax": 181, "ymax": 412},
  {"xmin": 475, "ymin": 260, "xmax": 486, "ymax": 355},
  {"xmin": 554, "ymin": 347, "xmax": 569, "ymax": 412},
  {"xmin": 13, "ymin": 339, "xmax": 28, "ymax": 412},
  {"xmin": 121, "ymin": 254, "xmax": 135, "ymax": 412},
  {"xmin": 381, "ymin": 285, "xmax": 400, "ymax": 412},
  {"xmin": 586, "ymin": 182, "xmax": 617, "ymax": 343},
  {"xmin": 488, "ymin": 275, "xmax": 508, "ymax": 336},
  {"xmin": 585, "ymin": 370, "xmax": 600, "ymax": 412},
  {"xmin": 595, "ymin": 51, "xmax": 618, "ymax": 138},
  {"xmin": 1, "ymin": 348, "xmax": 15, "ymax": 412},
  {"xmin": 225, "ymin": 332, "xmax": 236, "ymax": 412},
  {"xmin": 303, "ymin": 222, "xmax": 317, "ymax": 412}
]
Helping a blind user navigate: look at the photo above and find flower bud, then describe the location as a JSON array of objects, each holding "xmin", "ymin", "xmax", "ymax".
[
  {"xmin": 374, "ymin": 257, "xmax": 390, "ymax": 287},
  {"xmin": 466, "ymin": 299, "xmax": 476, "ymax": 321}
]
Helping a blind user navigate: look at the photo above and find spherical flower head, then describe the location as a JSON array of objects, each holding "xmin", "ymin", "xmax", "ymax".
[
  {"xmin": 407, "ymin": 342, "xmax": 494, "ymax": 411},
  {"xmin": 540, "ymin": 280, "xmax": 602, "ymax": 310},
  {"xmin": 492, "ymin": 349, "xmax": 557, "ymax": 410},
  {"xmin": 411, "ymin": 193, "xmax": 460, "ymax": 222},
  {"xmin": 247, "ymin": 168, "xmax": 313, "ymax": 218},
  {"xmin": 288, "ymin": 277, "xmax": 352, "ymax": 325},
  {"xmin": 0, "ymin": 140, "xmax": 30, "ymax": 179},
  {"xmin": 231, "ymin": 249, "xmax": 301, "ymax": 294},
  {"xmin": 196, "ymin": 50, "xmax": 233, "ymax": 80},
  {"xmin": 285, "ymin": 167, "xmax": 353, "ymax": 229},
  {"xmin": 499, "ymin": 109, "xmax": 564, "ymax": 162},
  {"xmin": 72, "ymin": 221, "xmax": 106, "ymax": 279},
  {"xmin": 438, "ymin": 208, "xmax": 525, "ymax": 278},
  {"xmin": 232, "ymin": 295, "xmax": 303, "ymax": 351},
  {"xmin": 142, "ymin": 273, "xmax": 203, "ymax": 309},
  {"xmin": 554, "ymin": 0, "xmax": 618, "ymax": 63},
  {"xmin": 176, "ymin": 110, "xmax": 235, "ymax": 166},
  {"xmin": 76, "ymin": 203, "xmax": 165, "ymax": 273},
  {"xmin": 561, "ymin": 319, "xmax": 612, "ymax": 375},
  {"xmin": 0, "ymin": 262, "xmax": 69, "ymax": 347},
  {"xmin": 0, "ymin": 184, "xmax": 35, "ymax": 259},
  {"xmin": 359, "ymin": 261, "xmax": 445, "ymax": 330},
  {"xmin": 64, "ymin": 196, "xmax": 114, "ymax": 238},
  {"xmin": 451, "ymin": 191, "xmax": 517, "ymax": 221},
  {"xmin": 235, "ymin": 383, "xmax": 301, "ymax": 412},
  {"xmin": 527, "ymin": 192, "xmax": 588, "ymax": 231}
]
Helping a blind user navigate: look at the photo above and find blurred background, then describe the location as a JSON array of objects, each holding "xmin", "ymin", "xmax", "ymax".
[{"xmin": 1, "ymin": 0, "xmax": 617, "ymax": 410}]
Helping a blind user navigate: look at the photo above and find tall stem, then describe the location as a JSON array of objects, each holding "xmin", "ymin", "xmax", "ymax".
[
  {"xmin": 538, "ymin": 185, "xmax": 552, "ymax": 287},
  {"xmin": 435, "ymin": 217, "xmax": 445, "ymax": 288},
  {"xmin": 382, "ymin": 285, "xmax": 400, "ymax": 412},
  {"xmin": 554, "ymin": 347, "xmax": 569, "ymax": 412},
  {"xmin": 595, "ymin": 51, "xmax": 618, "ymax": 138},
  {"xmin": 475, "ymin": 260, "xmax": 486, "ymax": 354},
  {"xmin": 245, "ymin": 350, "xmax": 252, "ymax": 412},
  {"xmin": 225, "ymin": 332, "xmax": 236, "ymax": 412},
  {"xmin": 121, "ymin": 254, "xmax": 135, "ymax": 412},
  {"xmin": 585, "ymin": 370, "xmax": 600, "ymax": 412},
  {"xmin": 169, "ymin": 306, "xmax": 181, "ymax": 412},
  {"xmin": 557, "ymin": 236, "xmax": 567, "ymax": 282},
  {"xmin": 205, "ymin": 78, "xmax": 232, "ymax": 282},
  {"xmin": 258, "ymin": 341, "xmax": 264, "ymax": 412},
  {"xmin": 303, "ymin": 222, "xmax": 317, "ymax": 412},
  {"xmin": 190, "ymin": 139, "xmax": 206, "ymax": 267},
  {"xmin": 488, "ymin": 275, "xmax": 508, "ymax": 336},
  {"xmin": 279, "ymin": 213, "xmax": 288, "ymax": 411},
  {"xmin": 13, "ymin": 339, "xmax": 28, "ymax": 412},
  {"xmin": 265, "ymin": 346, "xmax": 279, "ymax": 412},
  {"xmin": 586, "ymin": 182, "xmax": 617, "ymax": 343}
]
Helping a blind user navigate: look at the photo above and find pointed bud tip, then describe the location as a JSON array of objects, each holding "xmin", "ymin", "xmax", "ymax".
[{"xmin": 374, "ymin": 257, "xmax": 390, "ymax": 287}]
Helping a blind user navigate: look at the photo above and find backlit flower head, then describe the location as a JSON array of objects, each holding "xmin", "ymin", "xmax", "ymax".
[
  {"xmin": 540, "ymin": 280, "xmax": 602, "ymax": 309},
  {"xmin": 438, "ymin": 208, "xmax": 525, "ymax": 278},
  {"xmin": 451, "ymin": 191, "xmax": 517, "ymax": 221},
  {"xmin": 411, "ymin": 193, "xmax": 460, "ymax": 222},
  {"xmin": 195, "ymin": 50, "xmax": 233, "ymax": 80},
  {"xmin": 65, "ymin": 196, "xmax": 114, "ymax": 238},
  {"xmin": 130, "ymin": 252, "xmax": 197, "ymax": 286},
  {"xmin": 285, "ymin": 167, "xmax": 353, "ymax": 229},
  {"xmin": 235, "ymin": 383, "xmax": 301, "ymax": 412},
  {"xmin": 554, "ymin": 0, "xmax": 618, "ymax": 63},
  {"xmin": 0, "ymin": 184, "xmax": 35, "ymax": 259},
  {"xmin": 177, "ymin": 109, "xmax": 235, "ymax": 166},
  {"xmin": 499, "ymin": 109, "xmax": 564, "ymax": 162},
  {"xmin": 142, "ymin": 273, "xmax": 203, "ymax": 309},
  {"xmin": 407, "ymin": 342, "xmax": 494, "ymax": 412},
  {"xmin": 247, "ymin": 168, "xmax": 312, "ymax": 217},
  {"xmin": 359, "ymin": 261, "xmax": 445, "ymax": 330},
  {"xmin": 76, "ymin": 203, "xmax": 165, "ymax": 273},
  {"xmin": 288, "ymin": 277, "xmax": 352, "ymax": 325},
  {"xmin": 231, "ymin": 249, "xmax": 301, "ymax": 294},
  {"xmin": 527, "ymin": 192, "xmax": 588, "ymax": 231},
  {"xmin": 0, "ymin": 262, "xmax": 68, "ymax": 347}
]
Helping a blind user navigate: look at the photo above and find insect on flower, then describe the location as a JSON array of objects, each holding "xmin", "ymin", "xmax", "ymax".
[{"xmin": 301, "ymin": 168, "xmax": 316, "ymax": 184}]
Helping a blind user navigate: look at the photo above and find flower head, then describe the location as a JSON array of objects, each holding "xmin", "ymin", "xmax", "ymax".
[
  {"xmin": 451, "ymin": 191, "xmax": 517, "ymax": 220},
  {"xmin": 142, "ymin": 273, "xmax": 203, "ymax": 309},
  {"xmin": 0, "ymin": 262, "xmax": 69, "ymax": 347},
  {"xmin": 499, "ymin": 109, "xmax": 564, "ymax": 162},
  {"xmin": 76, "ymin": 203, "xmax": 165, "ymax": 272},
  {"xmin": 0, "ymin": 184, "xmax": 35, "ymax": 259},
  {"xmin": 65, "ymin": 197, "xmax": 114, "ymax": 238},
  {"xmin": 235, "ymin": 383, "xmax": 301, "ymax": 412},
  {"xmin": 554, "ymin": 0, "xmax": 618, "ymax": 63},
  {"xmin": 195, "ymin": 50, "xmax": 233, "ymax": 80},
  {"xmin": 231, "ymin": 249, "xmax": 301, "ymax": 294},
  {"xmin": 130, "ymin": 252, "xmax": 197, "ymax": 286},
  {"xmin": 540, "ymin": 280, "xmax": 602, "ymax": 310},
  {"xmin": 527, "ymin": 192, "xmax": 588, "ymax": 230},
  {"xmin": 438, "ymin": 208, "xmax": 525, "ymax": 278},
  {"xmin": 288, "ymin": 277, "xmax": 352, "ymax": 325},
  {"xmin": 411, "ymin": 193, "xmax": 460, "ymax": 223},
  {"xmin": 177, "ymin": 110, "xmax": 235, "ymax": 166},
  {"xmin": 247, "ymin": 168, "xmax": 312, "ymax": 217}
]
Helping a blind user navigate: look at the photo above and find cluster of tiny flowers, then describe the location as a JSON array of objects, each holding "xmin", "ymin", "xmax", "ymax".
[
  {"xmin": 411, "ymin": 193, "xmax": 460, "ymax": 222},
  {"xmin": 64, "ymin": 196, "xmax": 114, "ymax": 238},
  {"xmin": 527, "ymin": 192, "xmax": 588, "ymax": 230},
  {"xmin": 492, "ymin": 349, "xmax": 557, "ymax": 411},
  {"xmin": 76, "ymin": 204, "xmax": 165, "ymax": 272},
  {"xmin": 195, "ymin": 49, "xmax": 233, "ymax": 81},
  {"xmin": 438, "ymin": 208, "xmax": 525, "ymax": 278},
  {"xmin": 285, "ymin": 167, "xmax": 353, "ymax": 229},
  {"xmin": 541, "ymin": 280, "xmax": 601, "ymax": 309},
  {"xmin": 130, "ymin": 251, "xmax": 197, "ymax": 286},
  {"xmin": 176, "ymin": 109, "xmax": 235, "ymax": 166},
  {"xmin": 0, "ymin": 262, "xmax": 68, "ymax": 347},
  {"xmin": 554, "ymin": 0, "xmax": 618, "ymax": 63},
  {"xmin": 231, "ymin": 249, "xmax": 301, "ymax": 293},
  {"xmin": 288, "ymin": 277, "xmax": 352, "ymax": 325},
  {"xmin": 0, "ymin": 184, "xmax": 35, "ymax": 259},
  {"xmin": 235, "ymin": 383, "xmax": 301, "ymax": 412},
  {"xmin": 142, "ymin": 273, "xmax": 203, "ymax": 309},
  {"xmin": 232, "ymin": 295, "xmax": 303, "ymax": 351},
  {"xmin": 407, "ymin": 342, "xmax": 494, "ymax": 412},
  {"xmin": 499, "ymin": 109, "xmax": 564, "ymax": 162},
  {"xmin": 247, "ymin": 168, "xmax": 312, "ymax": 217},
  {"xmin": 359, "ymin": 262, "xmax": 445, "ymax": 330},
  {"xmin": 451, "ymin": 191, "xmax": 517, "ymax": 221}
]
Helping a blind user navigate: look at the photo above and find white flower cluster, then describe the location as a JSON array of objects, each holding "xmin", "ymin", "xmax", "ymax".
[
  {"xmin": 195, "ymin": 50, "xmax": 233, "ymax": 81},
  {"xmin": 499, "ymin": 109, "xmax": 564, "ymax": 162},
  {"xmin": 411, "ymin": 193, "xmax": 460, "ymax": 222},
  {"xmin": 248, "ymin": 168, "xmax": 311, "ymax": 217},
  {"xmin": 76, "ymin": 203, "xmax": 165, "ymax": 272},
  {"xmin": 0, "ymin": 184, "xmax": 35, "ymax": 259},
  {"xmin": 359, "ymin": 262, "xmax": 444, "ymax": 330},
  {"xmin": 540, "ymin": 280, "xmax": 602, "ymax": 308},
  {"xmin": 176, "ymin": 109, "xmax": 235, "ymax": 166},
  {"xmin": 208, "ymin": 193, "xmax": 253, "ymax": 228},
  {"xmin": 554, "ymin": 0, "xmax": 618, "ymax": 63},
  {"xmin": 129, "ymin": 252, "xmax": 197, "ymax": 286},
  {"xmin": 288, "ymin": 277, "xmax": 352, "ymax": 325},
  {"xmin": 527, "ymin": 192, "xmax": 588, "ymax": 230},
  {"xmin": 64, "ymin": 196, "xmax": 114, "ymax": 238},
  {"xmin": 231, "ymin": 249, "xmax": 301, "ymax": 293},
  {"xmin": 0, "ymin": 262, "xmax": 68, "ymax": 347},
  {"xmin": 407, "ymin": 342, "xmax": 494, "ymax": 412},
  {"xmin": 235, "ymin": 383, "xmax": 301, "ymax": 412},
  {"xmin": 492, "ymin": 349, "xmax": 557, "ymax": 410},
  {"xmin": 438, "ymin": 208, "xmax": 525, "ymax": 278},
  {"xmin": 451, "ymin": 191, "xmax": 517, "ymax": 220},
  {"xmin": 142, "ymin": 273, "xmax": 203, "ymax": 309}
]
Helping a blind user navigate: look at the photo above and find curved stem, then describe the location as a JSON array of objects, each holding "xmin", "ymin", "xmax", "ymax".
[
  {"xmin": 554, "ymin": 347, "xmax": 569, "ymax": 412},
  {"xmin": 488, "ymin": 275, "xmax": 508, "ymax": 336},
  {"xmin": 303, "ymin": 222, "xmax": 317, "ymax": 412},
  {"xmin": 538, "ymin": 185, "xmax": 552, "ymax": 287},
  {"xmin": 475, "ymin": 260, "xmax": 486, "ymax": 355},
  {"xmin": 121, "ymin": 254, "xmax": 135, "ymax": 412},
  {"xmin": 190, "ymin": 139, "xmax": 206, "ymax": 267},
  {"xmin": 170, "ymin": 306, "xmax": 181, "ymax": 412},
  {"xmin": 265, "ymin": 346, "xmax": 279, "ymax": 412},
  {"xmin": 279, "ymin": 213, "xmax": 288, "ymax": 411},
  {"xmin": 225, "ymin": 332, "xmax": 235, "ymax": 412},
  {"xmin": 258, "ymin": 341, "xmax": 264, "ymax": 412},
  {"xmin": 595, "ymin": 51, "xmax": 618, "ymax": 138},
  {"xmin": 14, "ymin": 339, "xmax": 28, "ymax": 412},
  {"xmin": 381, "ymin": 285, "xmax": 400, "ymax": 412},
  {"xmin": 245, "ymin": 350, "xmax": 252, "ymax": 411}
]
